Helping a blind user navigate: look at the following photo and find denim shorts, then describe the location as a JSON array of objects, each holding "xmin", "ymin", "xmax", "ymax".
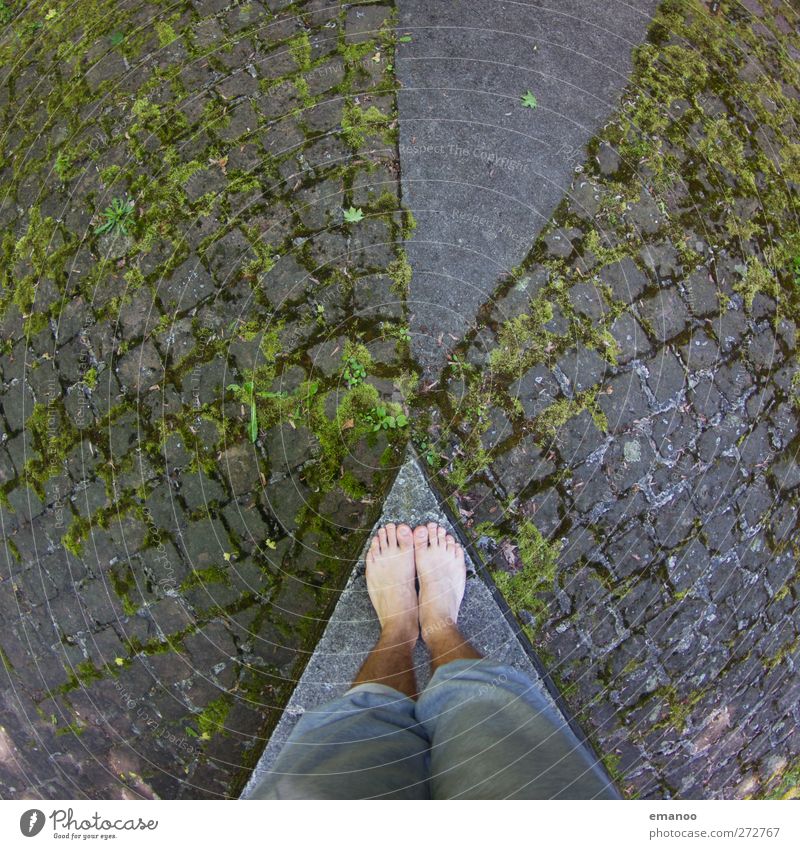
[{"xmin": 249, "ymin": 658, "xmax": 618, "ymax": 799}]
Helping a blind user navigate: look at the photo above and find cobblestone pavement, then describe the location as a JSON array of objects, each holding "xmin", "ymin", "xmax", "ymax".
[
  {"xmin": 418, "ymin": 0, "xmax": 800, "ymax": 799},
  {"xmin": 397, "ymin": 0, "xmax": 660, "ymax": 377},
  {"xmin": 0, "ymin": 0, "xmax": 799, "ymax": 801},
  {"xmin": 1, "ymin": 0, "xmax": 411, "ymax": 798}
]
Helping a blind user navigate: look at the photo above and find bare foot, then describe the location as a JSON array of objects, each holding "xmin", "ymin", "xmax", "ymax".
[
  {"xmin": 414, "ymin": 522, "xmax": 467, "ymax": 643},
  {"xmin": 365, "ymin": 523, "xmax": 418, "ymax": 642}
]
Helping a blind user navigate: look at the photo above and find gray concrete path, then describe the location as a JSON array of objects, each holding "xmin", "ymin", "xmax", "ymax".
[
  {"xmin": 397, "ymin": 0, "xmax": 659, "ymax": 376},
  {"xmin": 241, "ymin": 450, "xmax": 599, "ymax": 796}
]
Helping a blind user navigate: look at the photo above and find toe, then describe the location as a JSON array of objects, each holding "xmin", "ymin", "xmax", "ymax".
[
  {"xmin": 378, "ymin": 526, "xmax": 388, "ymax": 551},
  {"xmin": 385, "ymin": 522, "xmax": 397, "ymax": 548},
  {"xmin": 446, "ymin": 534, "xmax": 455, "ymax": 551},
  {"xmin": 414, "ymin": 524, "xmax": 428, "ymax": 550},
  {"xmin": 370, "ymin": 534, "xmax": 380, "ymax": 553},
  {"xmin": 437, "ymin": 525, "xmax": 447, "ymax": 546},
  {"xmin": 427, "ymin": 521, "xmax": 439, "ymax": 545},
  {"xmin": 397, "ymin": 524, "xmax": 413, "ymax": 549}
]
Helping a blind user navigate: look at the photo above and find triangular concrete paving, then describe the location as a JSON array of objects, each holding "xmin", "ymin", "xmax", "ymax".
[
  {"xmin": 397, "ymin": 0, "xmax": 660, "ymax": 376},
  {"xmin": 242, "ymin": 451, "xmax": 606, "ymax": 797}
]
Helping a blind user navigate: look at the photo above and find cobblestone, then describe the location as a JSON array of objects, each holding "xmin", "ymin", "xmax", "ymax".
[
  {"xmin": 425, "ymin": 0, "xmax": 800, "ymax": 800},
  {"xmin": 0, "ymin": 0, "xmax": 407, "ymax": 799}
]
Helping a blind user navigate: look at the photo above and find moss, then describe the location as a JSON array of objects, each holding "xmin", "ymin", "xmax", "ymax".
[
  {"xmin": 305, "ymin": 381, "xmax": 382, "ymax": 492},
  {"xmin": 62, "ymin": 515, "xmax": 90, "ymax": 556},
  {"xmin": 387, "ymin": 252, "xmax": 412, "ymax": 296},
  {"xmin": 491, "ymin": 519, "xmax": 562, "ymax": 632},
  {"xmin": 791, "ymin": 371, "xmax": 800, "ymax": 411},
  {"xmin": 181, "ymin": 565, "xmax": 230, "ymax": 591},
  {"xmin": 650, "ymin": 684, "xmax": 706, "ymax": 733},
  {"xmin": 734, "ymin": 257, "xmax": 779, "ymax": 311},
  {"xmin": 340, "ymin": 39, "xmax": 374, "ymax": 65},
  {"xmin": 766, "ymin": 757, "xmax": 800, "ymax": 800},
  {"xmin": 289, "ymin": 32, "xmax": 312, "ymax": 70},
  {"xmin": 447, "ymin": 444, "xmax": 491, "ymax": 490},
  {"xmin": 341, "ymin": 102, "xmax": 391, "ymax": 151},
  {"xmin": 192, "ymin": 695, "xmax": 231, "ymax": 740},
  {"xmin": 342, "ymin": 339, "xmax": 373, "ymax": 372},
  {"xmin": 487, "ymin": 300, "xmax": 555, "ymax": 378},
  {"xmin": 533, "ymin": 397, "xmax": 575, "ymax": 435}
]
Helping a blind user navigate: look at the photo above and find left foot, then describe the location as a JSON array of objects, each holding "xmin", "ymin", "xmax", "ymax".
[{"xmin": 365, "ymin": 523, "xmax": 418, "ymax": 643}]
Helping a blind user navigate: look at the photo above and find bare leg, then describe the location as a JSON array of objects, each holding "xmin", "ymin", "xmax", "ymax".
[
  {"xmin": 414, "ymin": 522, "xmax": 482, "ymax": 673},
  {"xmin": 352, "ymin": 523, "xmax": 419, "ymax": 698}
]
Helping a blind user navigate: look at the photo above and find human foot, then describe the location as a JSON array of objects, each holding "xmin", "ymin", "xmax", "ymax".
[
  {"xmin": 414, "ymin": 522, "xmax": 467, "ymax": 642},
  {"xmin": 365, "ymin": 523, "xmax": 418, "ymax": 642}
]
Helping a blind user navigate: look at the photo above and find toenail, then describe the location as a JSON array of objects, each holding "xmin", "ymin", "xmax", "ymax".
[{"xmin": 398, "ymin": 525, "xmax": 411, "ymax": 536}]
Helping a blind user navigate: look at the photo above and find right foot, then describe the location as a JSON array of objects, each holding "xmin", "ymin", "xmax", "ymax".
[{"xmin": 414, "ymin": 522, "xmax": 467, "ymax": 642}]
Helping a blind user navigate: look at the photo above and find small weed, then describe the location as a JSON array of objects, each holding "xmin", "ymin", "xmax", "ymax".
[
  {"xmin": 413, "ymin": 433, "xmax": 438, "ymax": 466},
  {"xmin": 226, "ymin": 380, "xmax": 260, "ymax": 443},
  {"xmin": 94, "ymin": 198, "xmax": 135, "ymax": 236},
  {"xmin": 521, "ymin": 90, "xmax": 538, "ymax": 109},
  {"xmin": 343, "ymin": 355, "xmax": 367, "ymax": 388},
  {"xmin": 366, "ymin": 405, "xmax": 408, "ymax": 432}
]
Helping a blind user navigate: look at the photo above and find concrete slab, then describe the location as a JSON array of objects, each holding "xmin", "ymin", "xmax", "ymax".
[
  {"xmin": 241, "ymin": 450, "xmax": 593, "ymax": 797},
  {"xmin": 396, "ymin": 0, "xmax": 659, "ymax": 376}
]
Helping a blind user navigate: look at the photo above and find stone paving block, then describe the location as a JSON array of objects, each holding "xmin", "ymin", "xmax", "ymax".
[
  {"xmin": 557, "ymin": 346, "xmax": 610, "ymax": 396},
  {"xmin": 609, "ymin": 312, "xmax": 651, "ymax": 364},
  {"xmin": 553, "ymin": 408, "xmax": 607, "ymax": 465},
  {"xmin": 643, "ymin": 348, "xmax": 686, "ymax": 407},
  {"xmin": 491, "ymin": 435, "xmax": 555, "ymax": 494},
  {"xmin": 639, "ymin": 287, "xmax": 691, "ymax": 343},
  {"xmin": 600, "ymin": 256, "xmax": 650, "ymax": 302},
  {"xmin": 597, "ymin": 370, "xmax": 646, "ymax": 434}
]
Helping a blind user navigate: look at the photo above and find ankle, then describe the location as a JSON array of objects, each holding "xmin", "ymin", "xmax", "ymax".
[
  {"xmin": 420, "ymin": 616, "xmax": 458, "ymax": 646},
  {"xmin": 380, "ymin": 621, "xmax": 419, "ymax": 647}
]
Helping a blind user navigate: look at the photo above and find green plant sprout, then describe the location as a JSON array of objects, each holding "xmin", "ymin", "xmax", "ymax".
[
  {"xmin": 343, "ymin": 355, "xmax": 367, "ymax": 388},
  {"xmin": 413, "ymin": 434, "xmax": 438, "ymax": 466},
  {"xmin": 227, "ymin": 380, "xmax": 260, "ymax": 443},
  {"xmin": 94, "ymin": 197, "xmax": 135, "ymax": 236},
  {"xmin": 521, "ymin": 90, "xmax": 538, "ymax": 109},
  {"xmin": 343, "ymin": 206, "xmax": 365, "ymax": 223},
  {"xmin": 366, "ymin": 405, "xmax": 408, "ymax": 432}
]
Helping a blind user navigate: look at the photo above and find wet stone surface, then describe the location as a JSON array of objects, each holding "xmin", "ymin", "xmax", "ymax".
[
  {"xmin": 416, "ymin": 0, "xmax": 800, "ymax": 800},
  {"xmin": 1, "ymin": 0, "xmax": 800, "ymax": 803},
  {"xmin": 0, "ymin": 0, "xmax": 410, "ymax": 799}
]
